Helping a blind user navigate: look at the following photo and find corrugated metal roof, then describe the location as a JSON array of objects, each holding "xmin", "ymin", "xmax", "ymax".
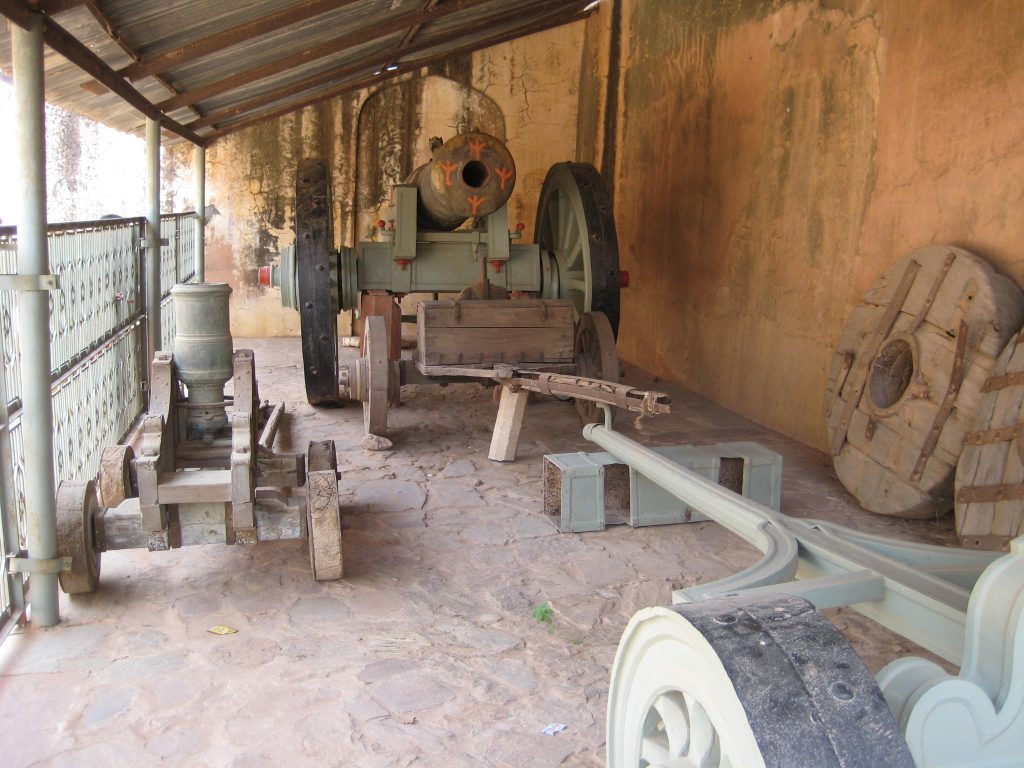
[{"xmin": 0, "ymin": 0, "xmax": 593, "ymax": 147}]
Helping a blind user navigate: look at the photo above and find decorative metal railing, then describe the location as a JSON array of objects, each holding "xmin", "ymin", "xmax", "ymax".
[
  {"xmin": 160, "ymin": 212, "xmax": 198, "ymax": 354},
  {"xmin": 48, "ymin": 218, "xmax": 145, "ymax": 378},
  {"xmin": 0, "ymin": 212, "xmax": 198, "ymax": 547},
  {"xmin": 0, "ymin": 231, "xmax": 21, "ymax": 416}
]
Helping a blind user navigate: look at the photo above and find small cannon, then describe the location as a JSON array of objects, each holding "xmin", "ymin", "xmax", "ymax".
[
  {"xmin": 263, "ymin": 132, "xmax": 668, "ymax": 453},
  {"xmin": 54, "ymin": 283, "xmax": 344, "ymax": 594}
]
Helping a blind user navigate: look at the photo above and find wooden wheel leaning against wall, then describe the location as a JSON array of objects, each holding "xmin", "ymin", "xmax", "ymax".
[
  {"xmin": 956, "ymin": 329, "xmax": 1024, "ymax": 549},
  {"xmin": 824, "ymin": 245, "xmax": 1024, "ymax": 519}
]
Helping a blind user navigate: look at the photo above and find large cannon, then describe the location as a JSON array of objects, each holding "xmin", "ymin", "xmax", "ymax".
[
  {"xmin": 407, "ymin": 132, "xmax": 519, "ymax": 231},
  {"xmin": 263, "ymin": 132, "xmax": 667, "ymax": 454}
]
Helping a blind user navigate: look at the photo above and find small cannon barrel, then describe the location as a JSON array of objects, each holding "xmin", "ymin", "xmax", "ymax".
[{"xmin": 407, "ymin": 131, "xmax": 517, "ymax": 230}]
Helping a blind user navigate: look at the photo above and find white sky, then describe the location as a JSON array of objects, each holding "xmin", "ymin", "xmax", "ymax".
[{"xmin": 0, "ymin": 77, "xmax": 151, "ymax": 225}]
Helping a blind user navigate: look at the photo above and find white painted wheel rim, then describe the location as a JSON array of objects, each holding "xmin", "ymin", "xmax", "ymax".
[{"xmin": 607, "ymin": 608, "xmax": 766, "ymax": 768}]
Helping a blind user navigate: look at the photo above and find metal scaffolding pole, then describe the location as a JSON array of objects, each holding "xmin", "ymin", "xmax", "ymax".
[
  {"xmin": 194, "ymin": 145, "xmax": 205, "ymax": 282},
  {"xmin": 146, "ymin": 118, "xmax": 161, "ymax": 394},
  {"xmin": 12, "ymin": 12, "xmax": 59, "ymax": 627}
]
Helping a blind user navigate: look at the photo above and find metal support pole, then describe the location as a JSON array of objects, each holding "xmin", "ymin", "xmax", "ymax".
[
  {"xmin": 194, "ymin": 145, "xmax": 205, "ymax": 282},
  {"xmin": 146, "ymin": 118, "xmax": 161, "ymax": 393},
  {"xmin": 13, "ymin": 13, "xmax": 59, "ymax": 627}
]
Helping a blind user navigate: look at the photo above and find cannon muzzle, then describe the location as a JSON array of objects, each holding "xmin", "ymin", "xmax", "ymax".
[{"xmin": 406, "ymin": 132, "xmax": 516, "ymax": 230}]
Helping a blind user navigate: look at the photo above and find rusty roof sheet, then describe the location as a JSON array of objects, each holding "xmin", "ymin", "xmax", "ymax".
[{"xmin": 0, "ymin": 0, "xmax": 592, "ymax": 147}]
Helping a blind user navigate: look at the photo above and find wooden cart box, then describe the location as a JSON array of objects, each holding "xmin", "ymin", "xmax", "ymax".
[{"xmin": 416, "ymin": 299, "xmax": 575, "ymax": 367}]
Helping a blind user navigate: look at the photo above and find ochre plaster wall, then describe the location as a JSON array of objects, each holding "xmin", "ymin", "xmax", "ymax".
[
  {"xmin": 579, "ymin": 0, "xmax": 1024, "ymax": 451},
  {"xmin": 188, "ymin": 23, "xmax": 584, "ymax": 340}
]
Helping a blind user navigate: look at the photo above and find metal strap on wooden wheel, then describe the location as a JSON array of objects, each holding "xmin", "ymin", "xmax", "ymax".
[
  {"xmin": 910, "ymin": 318, "xmax": 969, "ymax": 482},
  {"xmin": 982, "ymin": 370, "xmax": 1024, "ymax": 393},
  {"xmin": 906, "ymin": 251, "xmax": 956, "ymax": 335},
  {"xmin": 963, "ymin": 425, "xmax": 1023, "ymax": 445},
  {"xmin": 829, "ymin": 258, "xmax": 922, "ymax": 456},
  {"xmin": 957, "ymin": 483, "xmax": 1024, "ymax": 504}
]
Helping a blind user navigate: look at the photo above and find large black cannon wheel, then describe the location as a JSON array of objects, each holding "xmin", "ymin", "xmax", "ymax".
[
  {"xmin": 535, "ymin": 162, "xmax": 621, "ymax": 338},
  {"xmin": 295, "ymin": 159, "xmax": 341, "ymax": 406},
  {"xmin": 606, "ymin": 594, "xmax": 915, "ymax": 768}
]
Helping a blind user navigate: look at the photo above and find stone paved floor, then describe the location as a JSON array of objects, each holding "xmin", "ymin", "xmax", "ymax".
[{"xmin": 0, "ymin": 338, "xmax": 956, "ymax": 767}]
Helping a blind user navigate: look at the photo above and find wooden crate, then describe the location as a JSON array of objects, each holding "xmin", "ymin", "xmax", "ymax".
[{"xmin": 417, "ymin": 299, "xmax": 575, "ymax": 367}]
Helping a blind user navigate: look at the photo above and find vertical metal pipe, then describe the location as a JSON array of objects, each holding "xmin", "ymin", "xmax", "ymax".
[
  {"xmin": 13, "ymin": 13, "xmax": 59, "ymax": 627},
  {"xmin": 145, "ymin": 118, "xmax": 161, "ymax": 395},
  {"xmin": 194, "ymin": 145, "xmax": 205, "ymax": 282}
]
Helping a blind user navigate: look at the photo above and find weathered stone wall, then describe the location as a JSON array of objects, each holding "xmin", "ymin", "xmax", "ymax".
[
  {"xmin": 192, "ymin": 23, "xmax": 584, "ymax": 339},
  {"xmin": 578, "ymin": 0, "xmax": 1024, "ymax": 451}
]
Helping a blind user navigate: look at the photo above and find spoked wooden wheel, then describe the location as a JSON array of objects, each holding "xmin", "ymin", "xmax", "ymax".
[
  {"xmin": 362, "ymin": 315, "xmax": 389, "ymax": 435},
  {"xmin": 574, "ymin": 311, "xmax": 620, "ymax": 425},
  {"xmin": 607, "ymin": 595, "xmax": 914, "ymax": 768},
  {"xmin": 295, "ymin": 158, "xmax": 342, "ymax": 406},
  {"xmin": 536, "ymin": 162, "xmax": 621, "ymax": 336},
  {"xmin": 306, "ymin": 440, "xmax": 342, "ymax": 581},
  {"xmin": 56, "ymin": 479, "xmax": 101, "ymax": 594}
]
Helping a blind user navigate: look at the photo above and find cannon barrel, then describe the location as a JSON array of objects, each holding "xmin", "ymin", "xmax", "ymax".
[{"xmin": 406, "ymin": 131, "xmax": 517, "ymax": 231}]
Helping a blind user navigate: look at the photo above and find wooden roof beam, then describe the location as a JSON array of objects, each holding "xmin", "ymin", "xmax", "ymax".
[
  {"xmin": 120, "ymin": 0, "xmax": 364, "ymax": 82},
  {"xmin": 26, "ymin": 0, "xmax": 84, "ymax": 14},
  {"xmin": 0, "ymin": 1, "xmax": 208, "ymax": 145},
  {"xmin": 399, "ymin": 0, "xmax": 440, "ymax": 49},
  {"xmin": 156, "ymin": 0, "xmax": 491, "ymax": 112},
  {"xmin": 204, "ymin": 7, "xmax": 591, "ymax": 142},
  {"xmin": 187, "ymin": 0, "xmax": 583, "ymax": 131}
]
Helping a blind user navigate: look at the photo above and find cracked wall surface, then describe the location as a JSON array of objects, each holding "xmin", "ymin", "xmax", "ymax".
[
  {"xmin": 187, "ymin": 23, "xmax": 584, "ymax": 339},
  {"xmin": 578, "ymin": 0, "xmax": 1024, "ymax": 451}
]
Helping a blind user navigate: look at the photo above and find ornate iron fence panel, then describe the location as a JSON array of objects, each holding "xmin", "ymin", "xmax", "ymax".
[
  {"xmin": 0, "ymin": 211, "xmax": 198, "ymax": 531},
  {"xmin": 7, "ymin": 419, "xmax": 25, "ymax": 548},
  {"xmin": 48, "ymin": 218, "xmax": 146, "ymax": 377},
  {"xmin": 175, "ymin": 213, "xmax": 197, "ymax": 284},
  {"xmin": 159, "ymin": 215, "xmax": 177, "ymax": 299},
  {"xmin": 160, "ymin": 295, "xmax": 176, "ymax": 354},
  {"xmin": 51, "ymin": 323, "xmax": 146, "ymax": 487},
  {"xmin": 0, "ymin": 230, "xmax": 21, "ymax": 411},
  {"xmin": 159, "ymin": 212, "xmax": 198, "ymax": 354},
  {"xmin": 0, "ymin": 353, "xmax": 25, "ymax": 642}
]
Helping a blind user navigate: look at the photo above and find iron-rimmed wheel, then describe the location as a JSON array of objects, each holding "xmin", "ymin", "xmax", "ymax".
[
  {"xmin": 363, "ymin": 315, "xmax": 389, "ymax": 435},
  {"xmin": 56, "ymin": 479, "xmax": 101, "ymax": 594},
  {"xmin": 607, "ymin": 595, "xmax": 914, "ymax": 768},
  {"xmin": 306, "ymin": 440, "xmax": 342, "ymax": 581},
  {"xmin": 574, "ymin": 311, "xmax": 620, "ymax": 425},
  {"xmin": 295, "ymin": 158, "xmax": 342, "ymax": 406},
  {"xmin": 535, "ymin": 162, "xmax": 621, "ymax": 336}
]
